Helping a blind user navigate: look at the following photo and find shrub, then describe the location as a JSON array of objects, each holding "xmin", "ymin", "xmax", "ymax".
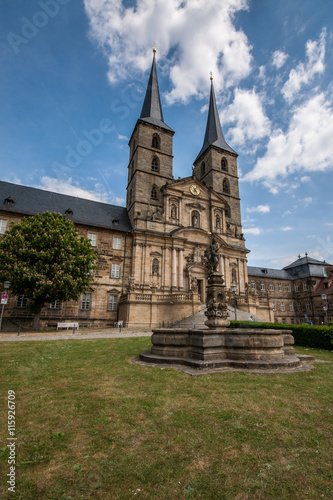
[{"xmin": 229, "ymin": 321, "xmax": 333, "ymax": 350}]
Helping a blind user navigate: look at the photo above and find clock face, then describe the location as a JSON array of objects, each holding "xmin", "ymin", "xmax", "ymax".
[{"xmin": 190, "ymin": 184, "xmax": 200, "ymax": 196}]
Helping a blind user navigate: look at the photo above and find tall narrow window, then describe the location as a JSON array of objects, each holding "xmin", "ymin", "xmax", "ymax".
[
  {"xmin": 221, "ymin": 157, "xmax": 228, "ymax": 172},
  {"xmin": 225, "ymin": 204, "xmax": 231, "ymax": 218},
  {"xmin": 151, "ymin": 186, "xmax": 158, "ymax": 200},
  {"xmin": 281, "ymin": 301, "xmax": 285, "ymax": 312},
  {"xmin": 113, "ymin": 237, "xmax": 121, "ymax": 250},
  {"xmin": 151, "ymin": 157, "xmax": 159, "ymax": 172},
  {"xmin": 0, "ymin": 219, "xmax": 7, "ymax": 234},
  {"xmin": 111, "ymin": 263, "xmax": 120, "ymax": 278},
  {"xmin": 152, "ymin": 134, "xmax": 160, "ymax": 149},
  {"xmin": 88, "ymin": 233, "xmax": 96, "ymax": 247},
  {"xmin": 223, "ymin": 178, "xmax": 230, "ymax": 194},
  {"xmin": 152, "ymin": 258, "xmax": 159, "ymax": 276},
  {"xmin": 272, "ymin": 301, "xmax": 276, "ymax": 311},
  {"xmin": 81, "ymin": 293, "xmax": 91, "ymax": 310},
  {"xmin": 201, "ymin": 162, "xmax": 205, "ymax": 177},
  {"xmin": 108, "ymin": 295, "xmax": 118, "ymax": 311}
]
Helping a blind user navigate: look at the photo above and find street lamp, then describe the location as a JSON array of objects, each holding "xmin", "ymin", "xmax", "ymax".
[
  {"xmin": 322, "ymin": 294, "xmax": 328, "ymax": 325},
  {"xmin": 231, "ymin": 284, "xmax": 237, "ymax": 321},
  {"xmin": 0, "ymin": 281, "xmax": 11, "ymax": 331}
]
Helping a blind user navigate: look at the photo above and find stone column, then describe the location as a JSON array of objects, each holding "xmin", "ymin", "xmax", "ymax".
[
  {"xmin": 219, "ymin": 254, "xmax": 224, "ymax": 276},
  {"xmin": 225, "ymin": 257, "xmax": 230, "ymax": 289},
  {"xmin": 178, "ymin": 248, "xmax": 184, "ymax": 290},
  {"xmin": 171, "ymin": 247, "xmax": 177, "ymax": 290}
]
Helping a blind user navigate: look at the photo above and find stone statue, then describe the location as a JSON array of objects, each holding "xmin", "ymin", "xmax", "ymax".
[
  {"xmin": 190, "ymin": 276, "xmax": 198, "ymax": 292},
  {"xmin": 204, "ymin": 237, "xmax": 220, "ymax": 274}
]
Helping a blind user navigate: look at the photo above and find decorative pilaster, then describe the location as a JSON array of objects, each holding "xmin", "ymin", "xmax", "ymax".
[
  {"xmin": 171, "ymin": 247, "xmax": 177, "ymax": 290},
  {"xmin": 178, "ymin": 248, "xmax": 184, "ymax": 290}
]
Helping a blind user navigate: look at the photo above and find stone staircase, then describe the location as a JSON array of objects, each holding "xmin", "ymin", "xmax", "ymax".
[{"xmin": 172, "ymin": 305, "xmax": 268, "ymax": 329}]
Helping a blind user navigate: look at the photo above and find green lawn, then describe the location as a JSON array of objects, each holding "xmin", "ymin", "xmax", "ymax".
[{"xmin": 1, "ymin": 337, "xmax": 332, "ymax": 499}]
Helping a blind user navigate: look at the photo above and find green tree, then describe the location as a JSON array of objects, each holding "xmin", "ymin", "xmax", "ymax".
[{"xmin": 0, "ymin": 212, "xmax": 97, "ymax": 329}]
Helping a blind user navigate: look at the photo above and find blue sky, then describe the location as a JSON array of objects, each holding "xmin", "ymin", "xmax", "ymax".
[{"xmin": 1, "ymin": 0, "xmax": 332, "ymax": 267}]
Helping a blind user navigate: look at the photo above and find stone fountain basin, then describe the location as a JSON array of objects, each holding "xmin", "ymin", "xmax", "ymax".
[{"xmin": 139, "ymin": 328, "xmax": 309, "ymax": 371}]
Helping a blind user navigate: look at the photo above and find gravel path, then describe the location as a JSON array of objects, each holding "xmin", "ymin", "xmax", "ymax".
[{"xmin": 0, "ymin": 329, "xmax": 152, "ymax": 342}]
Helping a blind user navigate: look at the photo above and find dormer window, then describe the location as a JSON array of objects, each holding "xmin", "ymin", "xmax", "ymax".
[
  {"xmin": 4, "ymin": 197, "xmax": 14, "ymax": 206},
  {"xmin": 221, "ymin": 158, "xmax": 228, "ymax": 172},
  {"xmin": 151, "ymin": 157, "xmax": 159, "ymax": 172},
  {"xmin": 152, "ymin": 134, "xmax": 160, "ymax": 149},
  {"xmin": 65, "ymin": 209, "xmax": 73, "ymax": 216},
  {"xmin": 112, "ymin": 218, "xmax": 119, "ymax": 226}
]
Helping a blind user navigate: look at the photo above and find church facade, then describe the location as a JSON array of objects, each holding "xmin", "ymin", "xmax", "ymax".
[{"xmin": 0, "ymin": 51, "xmax": 331, "ymax": 328}]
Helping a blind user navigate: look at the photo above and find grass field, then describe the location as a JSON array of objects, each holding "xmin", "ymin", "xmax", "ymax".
[{"xmin": 1, "ymin": 337, "xmax": 332, "ymax": 499}]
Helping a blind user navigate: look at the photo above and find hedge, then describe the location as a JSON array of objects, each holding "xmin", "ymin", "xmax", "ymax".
[{"xmin": 229, "ymin": 321, "xmax": 333, "ymax": 350}]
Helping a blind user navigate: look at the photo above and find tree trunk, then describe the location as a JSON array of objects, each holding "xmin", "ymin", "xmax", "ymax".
[{"xmin": 32, "ymin": 311, "xmax": 41, "ymax": 330}]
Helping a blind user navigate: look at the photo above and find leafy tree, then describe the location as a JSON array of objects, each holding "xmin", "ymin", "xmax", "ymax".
[{"xmin": 0, "ymin": 212, "xmax": 97, "ymax": 329}]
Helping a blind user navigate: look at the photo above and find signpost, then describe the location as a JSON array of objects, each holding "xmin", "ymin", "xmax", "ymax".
[{"xmin": 0, "ymin": 283, "xmax": 11, "ymax": 331}]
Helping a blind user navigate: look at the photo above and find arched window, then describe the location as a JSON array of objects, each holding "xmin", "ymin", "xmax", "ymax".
[
  {"xmin": 152, "ymin": 134, "xmax": 160, "ymax": 149},
  {"xmin": 151, "ymin": 157, "xmax": 159, "ymax": 172},
  {"xmin": 152, "ymin": 258, "xmax": 159, "ymax": 276},
  {"xmin": 223, "ymin": 178, "xmax": 230, "ymax": 194},
  {"xmin": 151, "ymin": 186, "xmax": 158, "ymax": 200},
  {"xmin": 201, "ymin": 161, "xmax": 205, "ymax": 177},
  {"xmin": 232, "ymin": 268, "xmax": 237, "ymax": 283},
  {"xmin": 221, "ymin": 157, "xmax": 228, "ymax": 172},
  {"xmin": 225, "ymin": 204, "xmax": 231, "ymax": 218},
  {"xmin": 191, "ymin": 210, "xmax": 200, "ymax": 228}
]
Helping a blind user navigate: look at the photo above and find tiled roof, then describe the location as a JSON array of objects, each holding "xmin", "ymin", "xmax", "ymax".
[
  {"xmin": 0, "ymin": 181, "xmax": 132, "ymax": 232},
  {"xmin": 247, "ymin": 266, "xmax": 291, "ymax": 280}
]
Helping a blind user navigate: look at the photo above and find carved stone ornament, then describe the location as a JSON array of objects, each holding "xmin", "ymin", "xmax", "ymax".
[{"xmin": 185, "ymin": 245, "xmax": 205, "ymax": 269}]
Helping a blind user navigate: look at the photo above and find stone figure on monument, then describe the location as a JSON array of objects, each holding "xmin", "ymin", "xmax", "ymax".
[{"xmin": 204, "ymin": 237, "xmax": 220, "ymax": 274}]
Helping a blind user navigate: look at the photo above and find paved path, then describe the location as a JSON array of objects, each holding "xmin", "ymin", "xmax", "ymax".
[{"xmin": 0, "ymin": 329, "xmax": 153, "ymax": 342}]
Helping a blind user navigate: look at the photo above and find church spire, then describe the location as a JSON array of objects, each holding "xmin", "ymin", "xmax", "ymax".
[
  {"xmin": 194, "ymin": 75, "xmax": 236, "ymax": 163},
  {"xmin": 140, "ymin": 45, "xmax": 173, "ymax": 132}
]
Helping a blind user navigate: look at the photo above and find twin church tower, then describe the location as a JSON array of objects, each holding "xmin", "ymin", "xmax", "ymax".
[{"xmin": 118, "ymin": 47, "xmax": 249, "ymax": 326}]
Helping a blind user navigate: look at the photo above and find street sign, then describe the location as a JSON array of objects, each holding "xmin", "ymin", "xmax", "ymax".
[
  {"xmin": 1, "ymin": 294, "xmax": 8, "ymax": 300},
  {"xmin": 1, "ymin": 299, "xmax": 8, "ymax": 305}
]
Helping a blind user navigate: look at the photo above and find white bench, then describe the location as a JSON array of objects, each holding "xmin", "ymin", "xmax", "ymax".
[{"xmin": 57, "ymin": 322, "xmax": 79, "ymax": 331}]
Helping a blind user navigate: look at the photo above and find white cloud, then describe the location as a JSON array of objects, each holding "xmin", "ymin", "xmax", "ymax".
[
  {"xmin": 243, "ymin": 227, "xmax": 261, "ymax": 235},
  {"xmin": 300, "ymin": 176, "xmax": 311, "ymax": 183},
  {"xmin": 34, "ymin": 177, "xmax": 125, "ymax": 205},
  {"xmin": 243, "ymin": 92, "xmax": 333, "ymax": 192},
  {"xmin": 281, "ymin": 226, "xmax": 293, "ymax": 232},
  {"xmin": 301, "ymin": 197, "xmax": 312, "ymax": 207},
  {"xmin": 84, "ymin": 0, "xmax": 252, "ymax": 103},
  {"xmin": 282, "ymin": 29, "xmax": 326, "ymax": 103},
  {"xmin": 223, "ymin": 88, "xmax": 271, "ymax": 146},
  {"xmin": 246, "ymin": 205, "xmax": 270, "ymax": 214},
  {"xmin": 272, "ymin": 50, "xmax": 288, "ymax": 69}
]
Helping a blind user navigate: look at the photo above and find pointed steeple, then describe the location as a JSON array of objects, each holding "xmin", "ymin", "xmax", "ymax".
[
  {"xmin": 194, "ymin": 75, "xmax": 236, "ymax": 163},
  {"xmin": 140, "ymin": 45, "xmax": 173, "ymax": 132}
]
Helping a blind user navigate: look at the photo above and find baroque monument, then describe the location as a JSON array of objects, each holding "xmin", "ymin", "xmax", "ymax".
[{"xmin": 139, "ymin": 238, "xmax": 315, "ymax": 373}]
